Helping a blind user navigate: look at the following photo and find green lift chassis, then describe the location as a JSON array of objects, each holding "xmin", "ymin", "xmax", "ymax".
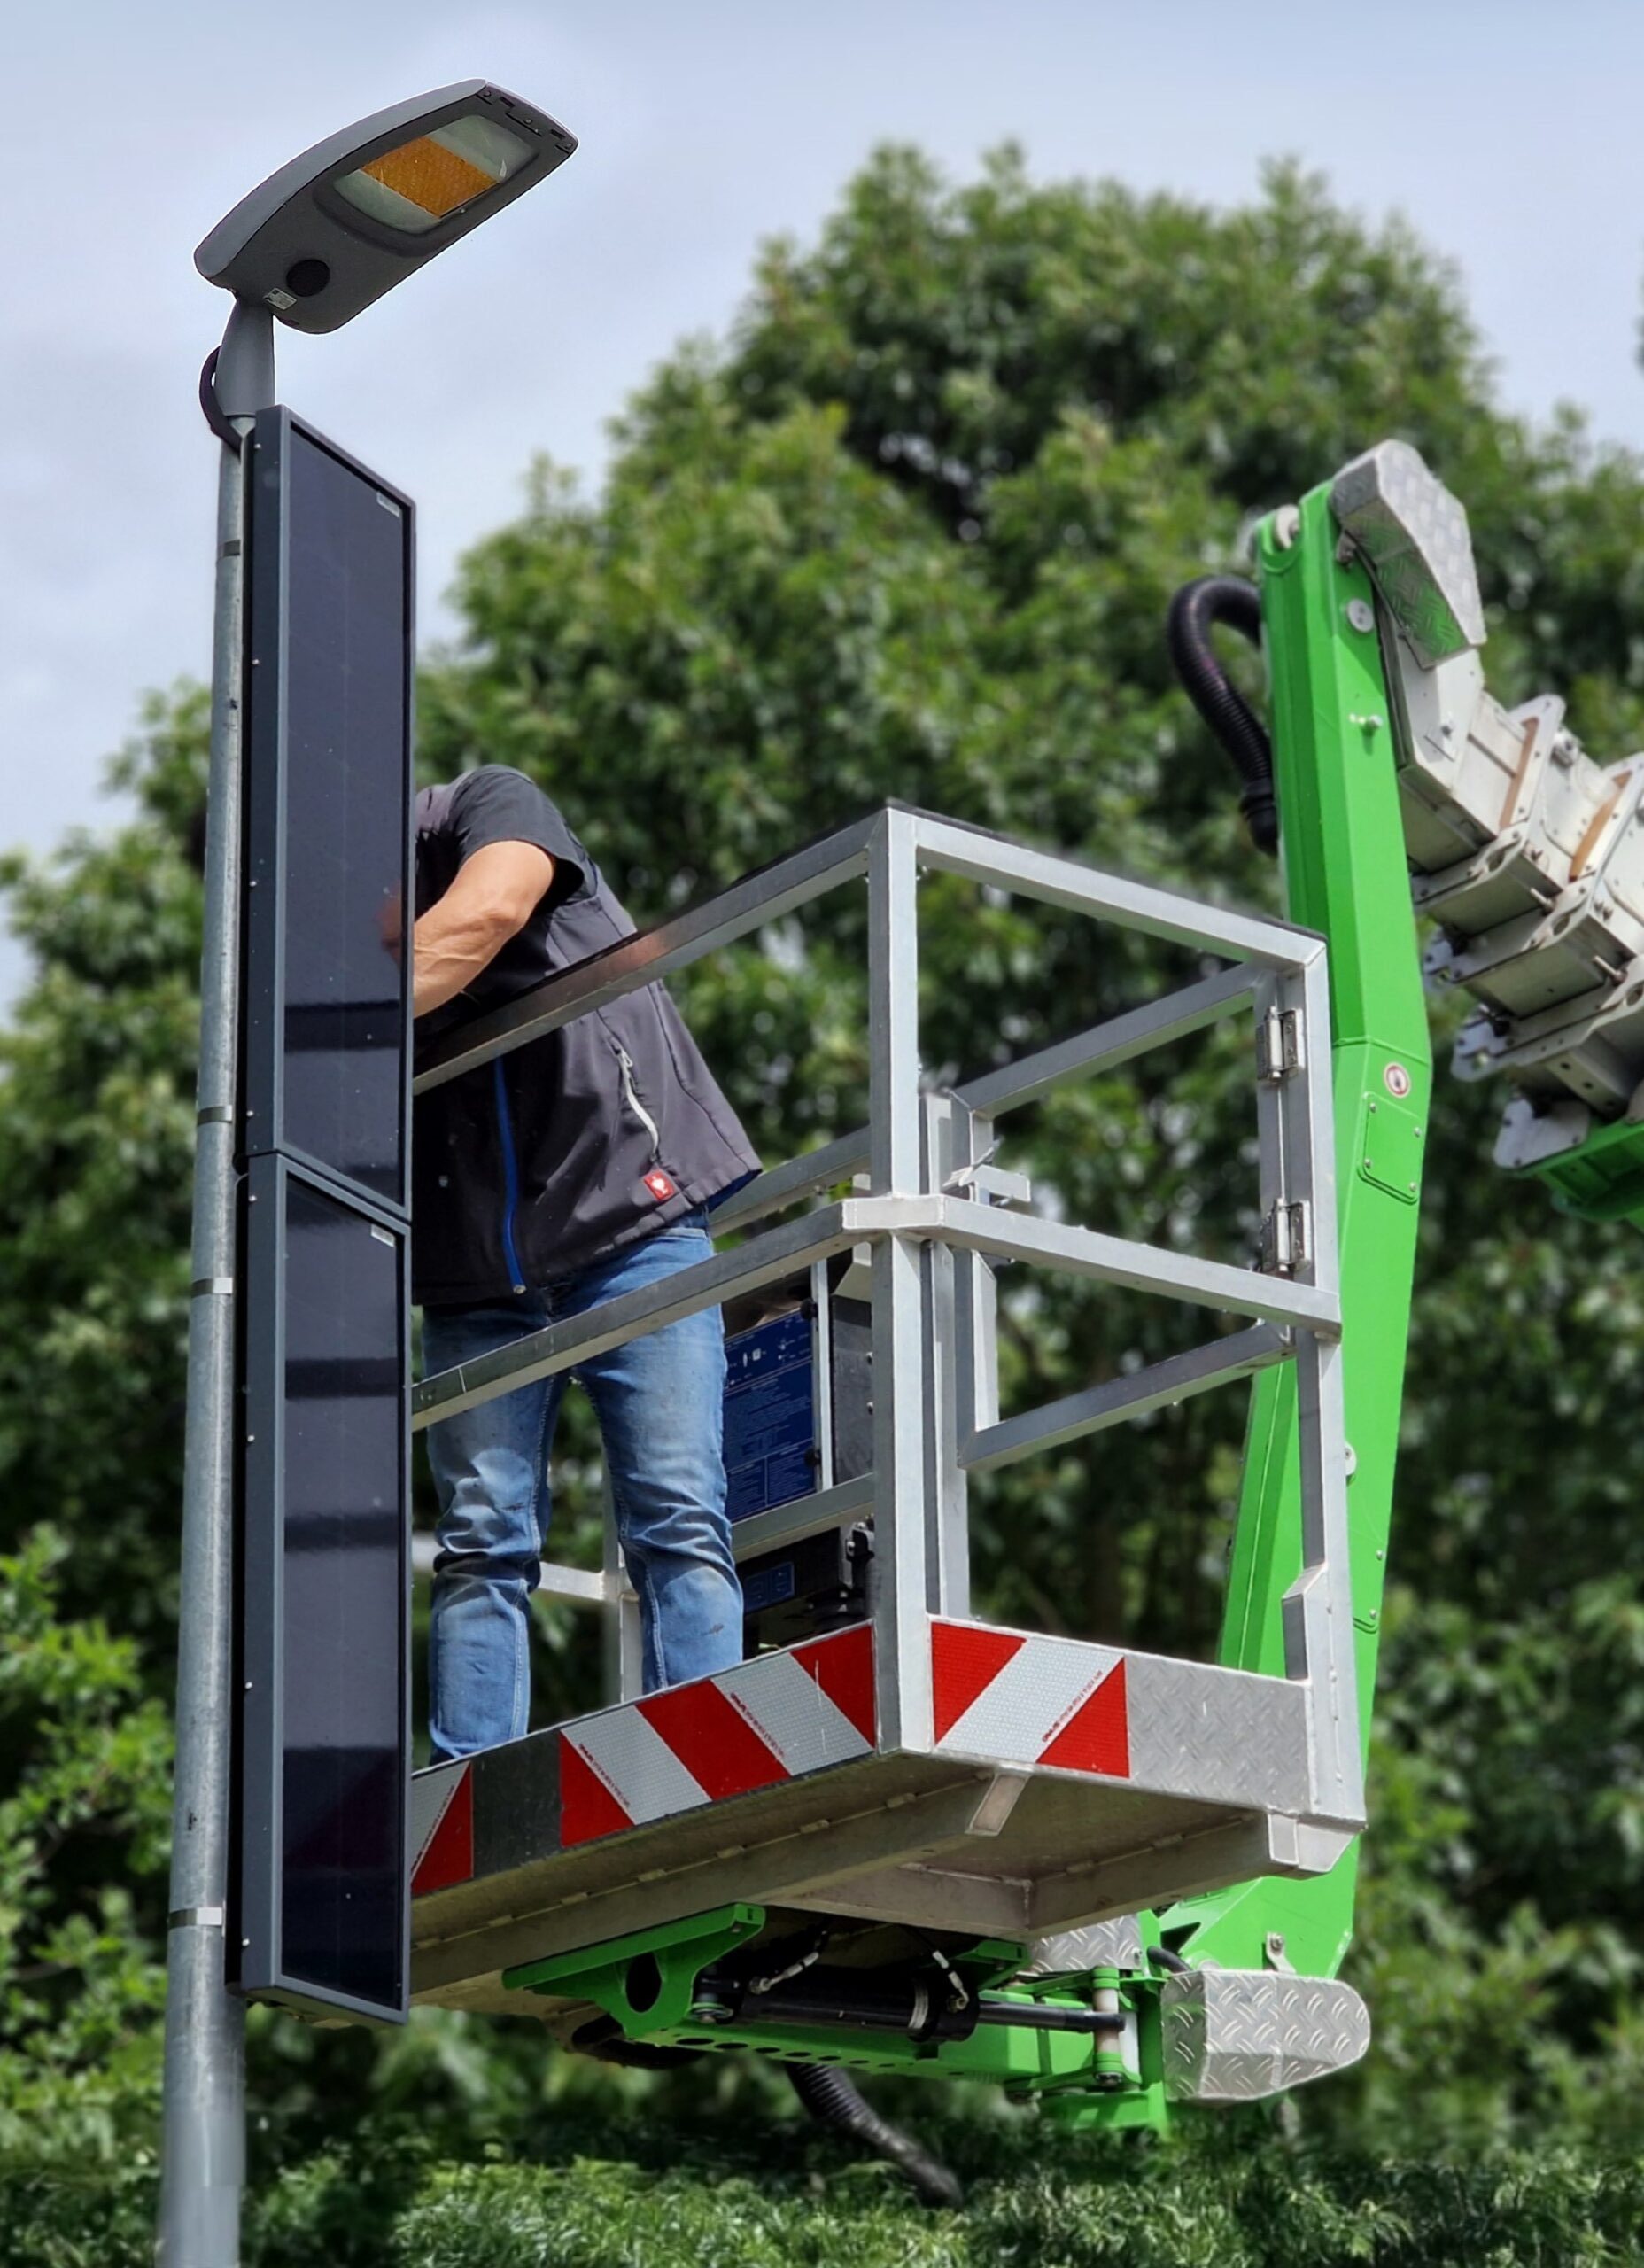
[{"xmin": 407, "ymin": 442, "xmax": 1627, "ymax": 2132}]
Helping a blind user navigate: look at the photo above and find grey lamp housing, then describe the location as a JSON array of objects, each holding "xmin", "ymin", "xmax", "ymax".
[{"xmin": 195, "ymin": 80, "xmax": 576, "ymax": 335}]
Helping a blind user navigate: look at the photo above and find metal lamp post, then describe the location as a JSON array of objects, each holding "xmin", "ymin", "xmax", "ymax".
[{"xmin": 159, "ymin": 82, "xmax": 575, "ymax": 2266}]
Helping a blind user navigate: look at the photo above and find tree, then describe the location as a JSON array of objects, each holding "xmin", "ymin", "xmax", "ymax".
[
  {"xmin": 0, "ymin": 1531, "xmax": 172, "ymax": 2212},
  {"xmin": 0, "ymin": 691, "xmax": 206, "ymax": 1645}
]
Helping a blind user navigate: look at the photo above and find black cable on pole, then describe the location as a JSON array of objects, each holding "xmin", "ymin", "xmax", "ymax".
[
  {"xmin": 198, "ymin": 350, "xmax": 243, "ymax": 452},
  {"xmin": 1165, "ymin": 575, "xmax": 1278, "ymax": 855}
]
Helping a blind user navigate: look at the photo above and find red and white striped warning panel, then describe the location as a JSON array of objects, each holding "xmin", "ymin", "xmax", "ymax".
[
  {"xmin": 408, "ymin": 1619, "xmax": 1318, "ymax": 1906},
  {"xmin": 930, "ymin": 1618, "xmax": 1317, "ymax": 1813},
  {"xmin": 411, "ymin": 1759, "xmax": 474, "ymax": 1898},
  {"xmin": 931, "ymin": 1618, "xmax": 1130, "ymax": 1779},
  {"xmin": 560, "ymin": 1623, "xmax": 876, "ymax": 1848},
  {"xmin": 409, "ymin": 1626, "xmax": 876, "ymax": 1898}
]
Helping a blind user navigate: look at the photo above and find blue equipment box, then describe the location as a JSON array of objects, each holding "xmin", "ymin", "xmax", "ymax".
[{"xmin": 723, "ymin": 1309, "xmax": 818, "ymax": 1524}]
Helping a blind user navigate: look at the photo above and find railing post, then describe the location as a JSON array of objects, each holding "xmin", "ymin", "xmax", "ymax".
[
  {"xmin": 1280, "ymin": 945, "xmax": 1361, "ymax": 1826},
  {"xmin": 950, "ymin": 1093, "xmax": 1001, "ymax": 1480},
  {"xmin": 601, "ymin": 1479, "xmax": 644, "ymax": 1705},
  {"xmin": 920, "ymin": 1093, "xmax": 971, "ymax": 1618},
  {"xmin": 1252, "ymin": 949, "xmax": 1360, "ymax": 1822},
  {"xmin": 866, "ymin": 810, "xmax": 934, "ymax": 1752}
]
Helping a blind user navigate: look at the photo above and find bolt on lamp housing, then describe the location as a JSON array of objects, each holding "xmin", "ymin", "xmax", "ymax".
[{"xmin": 195, "ymin": 80, "xmax": 576, "ymax": 335}]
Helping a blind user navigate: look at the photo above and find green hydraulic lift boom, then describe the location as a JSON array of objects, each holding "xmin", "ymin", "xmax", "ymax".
[
  {"xmin": 1159, "ymin": 481, "xmax": 1431, "ymax": 1990},
  {"xmin": 1162, "ymin": 436, "xmax": 1644, "ymax": 2017}
]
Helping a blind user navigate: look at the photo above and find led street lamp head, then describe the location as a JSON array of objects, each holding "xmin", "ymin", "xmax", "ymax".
[{"xmin": 196, "ymin": 81, "xmax": 576, "ymax": 335}]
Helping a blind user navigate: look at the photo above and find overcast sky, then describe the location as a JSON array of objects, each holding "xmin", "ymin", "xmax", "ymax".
[{"xmin": 4, "ymin": 0, "xmax": 1643, "ymax": 1009}]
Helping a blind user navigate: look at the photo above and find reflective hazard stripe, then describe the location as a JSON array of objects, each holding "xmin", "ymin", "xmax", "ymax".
[
  {"xmin": 714, "ymin": 1646, "xmax": 872, "ymax": 1779},
  {"xmin": 931, "ymin": 1618, "xmax": 1130, "ymax": 1779},
  {"xmin": 560, "ymin": 1623, "xmax": 874, "ymax": 1847},
  {"xmin": 411, "ymin": 1621, "xmax": 1136, "ymax": 1900},
  {"xmin": 410, "ymin": 1761, "xmax": 474, "ymax": 1896},
  {"xmin": 564, "ymin": 1697, "xmax": 710, "ymax": 1824}
]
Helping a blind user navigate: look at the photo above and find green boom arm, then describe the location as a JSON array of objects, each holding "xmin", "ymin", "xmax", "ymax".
[{"xmin": 1157, "ymin": 485, "xmax": 1431, "ymax": 1982}]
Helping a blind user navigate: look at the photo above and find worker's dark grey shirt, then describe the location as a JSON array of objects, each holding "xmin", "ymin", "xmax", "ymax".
[{"xmin": 412, "ymin": 768, "xmax": 758, "ymax": 1307}]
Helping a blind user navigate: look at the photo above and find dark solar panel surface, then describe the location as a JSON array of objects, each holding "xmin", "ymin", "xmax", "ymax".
[
  {"xmin": 275, "ymin": 1175, "xmax": 404, "ymax": 2009},
  {"xmin": 277, "ymin": 427, "xmax": 409, "ymax": 1205}
]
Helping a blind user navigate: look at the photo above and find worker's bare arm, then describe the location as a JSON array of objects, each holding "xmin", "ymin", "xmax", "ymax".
[{"xmin": 413, "ymin": 840, "xmax": 554, "ymax": 1018}]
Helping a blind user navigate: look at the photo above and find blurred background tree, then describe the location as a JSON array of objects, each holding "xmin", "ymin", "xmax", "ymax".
[{"xmin": 4, "ymin": 148, "xmax": 1644, "ymax": 2253}]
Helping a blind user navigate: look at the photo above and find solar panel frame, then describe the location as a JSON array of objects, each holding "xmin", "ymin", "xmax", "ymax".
[
  {"xmin": 241, "ymin": 406, "xmax": 415, "ymax": 1221},
  {"xmin": 235, "ymin": 1153, "xmax": 411, "ymax": 2023},
  {"xmin": 234, "ymin": 408, "xmax": 415, "ymax": 2023}
]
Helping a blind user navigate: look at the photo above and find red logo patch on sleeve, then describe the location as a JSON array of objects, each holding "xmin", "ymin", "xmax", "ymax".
[{"xmin": 643, "ymin": 1169, "xmax": 677, "ymax": 1202}]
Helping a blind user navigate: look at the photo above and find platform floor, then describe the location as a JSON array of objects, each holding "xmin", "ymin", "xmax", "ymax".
[{"xmin": 413, "ymin": 1739, "xmax": 1343, "ymax": 2017}]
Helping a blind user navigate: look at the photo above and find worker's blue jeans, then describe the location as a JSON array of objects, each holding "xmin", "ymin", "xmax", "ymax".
[{"xmin": 421, "ymin": 1215, "xmax": 741, "ymax": 1763}]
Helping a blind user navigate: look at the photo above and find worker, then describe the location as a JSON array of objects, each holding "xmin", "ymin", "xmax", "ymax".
[{"xmin": 409, "ymin": 765, "xmax": 758, "ymax": 1763}]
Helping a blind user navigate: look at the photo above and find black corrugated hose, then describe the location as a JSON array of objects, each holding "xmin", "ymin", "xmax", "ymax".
[
  {"xmin": 787, "ymin": 2062, "xmax": 964, "ymax": 2209},
  {"xmin": 1165, "ymin": 576, "xmax": 1279, "ymax": 855},
  {"xmin": 572, "ymin": 2022, "xmax": 963, "ymax": 2204}
]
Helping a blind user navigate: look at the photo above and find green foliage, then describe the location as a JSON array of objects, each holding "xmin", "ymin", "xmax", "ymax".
[
  {"xmin": 0, "ymin": 688, "xmax": 206, "ymax": 1643},
  {"xmin": 252, "ymin": 2124, "xmax": 1644, "ymax": 2268},
  {"xmin": 5, "ymin": 143, "xmax": 1644, "ymax": 2255},
  {"xmin": 0, "ymin": 1531, "xmax": 171, "ymax": 2207},
  {"xmin": 8, "ymin": 2117, "xmax": 1644, "ymax": 2267}
]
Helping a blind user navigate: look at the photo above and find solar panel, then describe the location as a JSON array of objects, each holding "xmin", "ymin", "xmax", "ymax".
[
  {"xmin": 243, "ymin": 410, "xmax": 413, "ymax": 1210},
  {"xmin": 236, "ymin": 409, "xmax": 413, "ymax": 2022},
  {"xmin": 237, "ymin": 1163, "xmax": 408, "ymax": 2016}
]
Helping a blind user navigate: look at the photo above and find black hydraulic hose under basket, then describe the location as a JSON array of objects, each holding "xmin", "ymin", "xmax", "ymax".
[
  {"xmin": 1165, "ymin": 575, "xmax": 1278, "ymax": 854},
  {"xmin": 787, "ymin": 2063, "xmax": 964, "ymax": 2210}
]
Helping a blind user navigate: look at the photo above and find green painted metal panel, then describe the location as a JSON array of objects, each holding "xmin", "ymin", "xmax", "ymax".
[
  {"xmin": 1157, "ymin": 486, "xmax": 1431, "ymax": 1984},
  {"xmin": 1521, "ymin": 1109, "xmax": 1644, "ymax": 1229},
  {"xmin": 1359, "ymin": 1086, "xmax": 1425, "ymax": 1204}
]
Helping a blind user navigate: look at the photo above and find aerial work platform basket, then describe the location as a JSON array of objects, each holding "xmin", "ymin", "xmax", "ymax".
[{"xmin": 407, "ymin": 804, "xmax": 1361, "ymax": 2088}]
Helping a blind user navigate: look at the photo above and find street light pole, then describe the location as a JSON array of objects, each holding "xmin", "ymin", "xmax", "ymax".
[
  {"xmin": 159, "ymin": 86, "xmax": 575, "ymax": 2260},
  {"xmin": 157, "ymin": 304, "xmax": 274, "ymax": 2268}
]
